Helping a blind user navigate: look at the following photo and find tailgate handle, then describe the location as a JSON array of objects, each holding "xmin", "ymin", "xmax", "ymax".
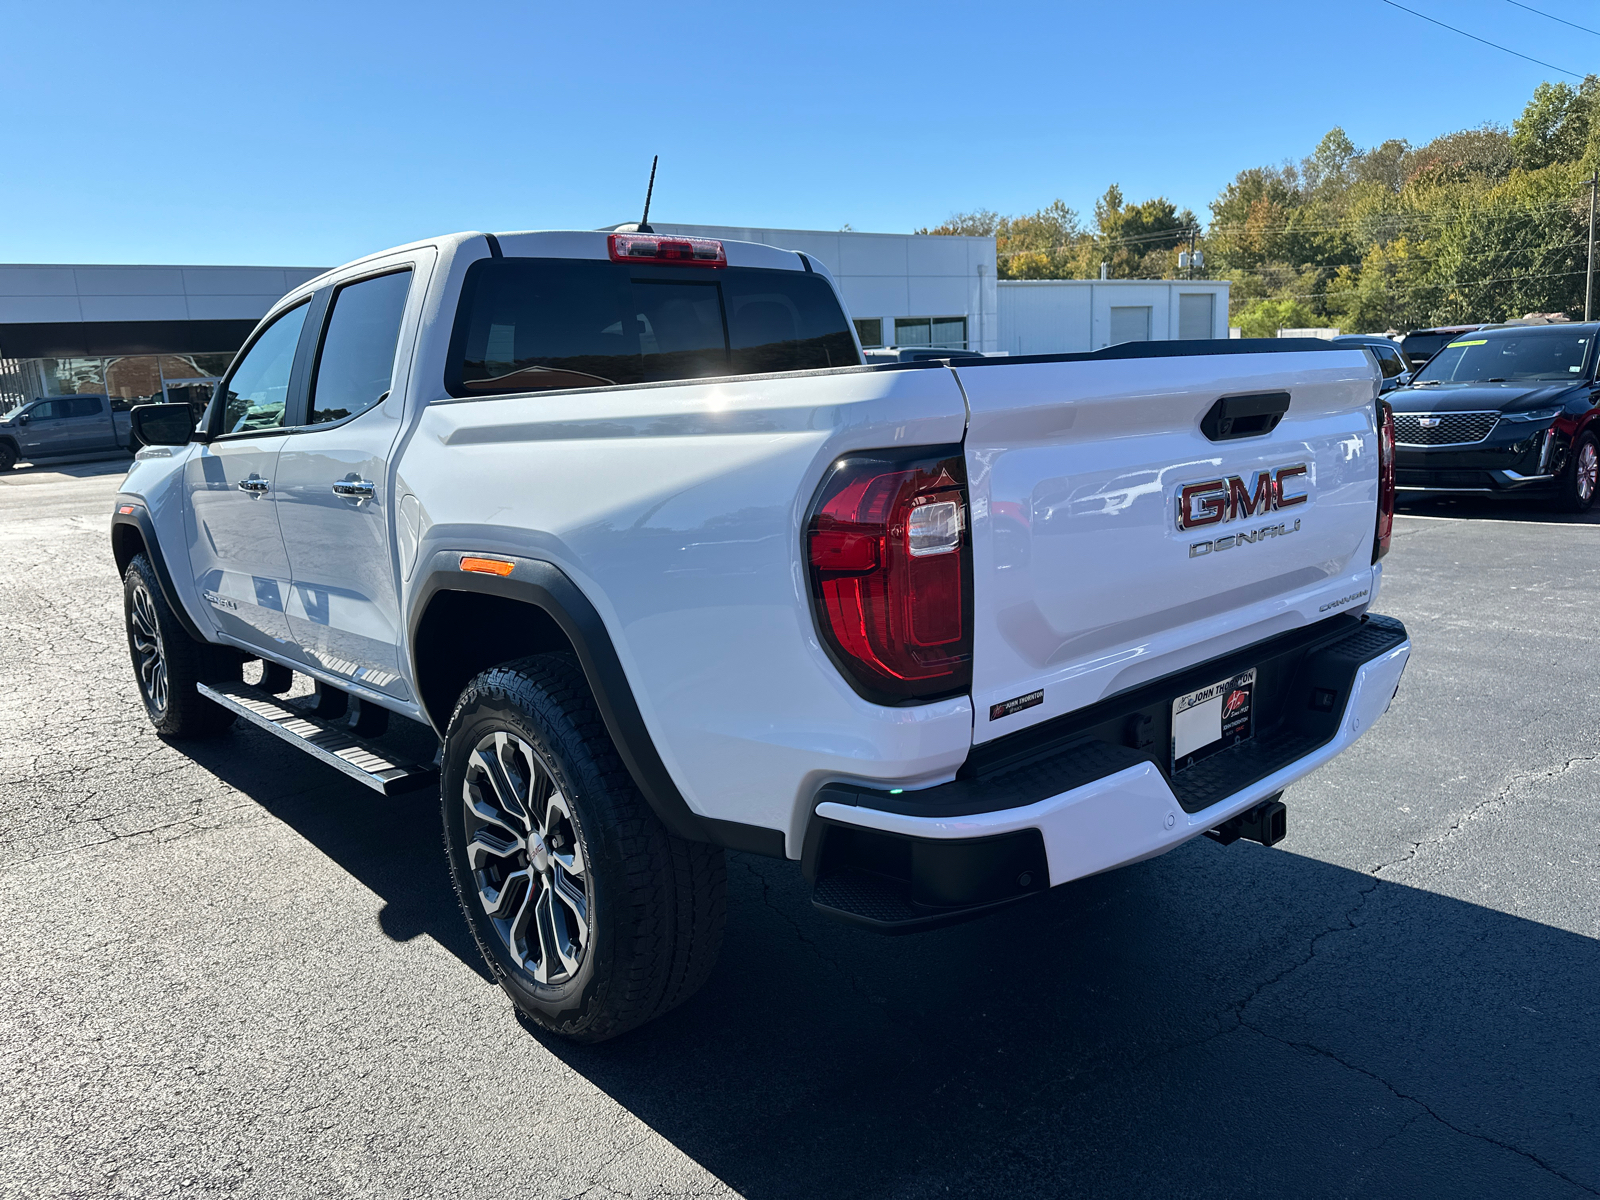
[{"xmin": 1201, "ymin": 391, "xmax": 1291, "ymax": 442}]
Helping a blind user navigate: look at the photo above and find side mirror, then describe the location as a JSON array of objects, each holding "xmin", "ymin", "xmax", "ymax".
[
  {"xmin": 16, "ymin": 413, "xmax": 29, "ymax": 426},
  {"xmin": 129, "ymin": 402, "xmax": 197, "ymax": 447}
]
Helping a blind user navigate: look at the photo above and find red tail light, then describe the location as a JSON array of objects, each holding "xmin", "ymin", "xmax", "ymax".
[
  {"xmin": 806, "ymin": 448, "xmax": 972, "ymax": 703},
  {"xmin": 607, "ymin": 233, "xmax": 726, "ymax": 267},
  {"xmin": 1374, "ymin": 400, "xmax": 1395, "ymax": 562}
]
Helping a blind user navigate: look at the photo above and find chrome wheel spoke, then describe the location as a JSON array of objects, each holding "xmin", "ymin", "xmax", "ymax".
[
  {"xmin": 551, "ymin": 861, "xmax": 589, "ymax": 952},
  {"xmin": 482, "ymin": 866, "xmax": 533, "ymax": 919},
  {"xmin": 472, "ymin": 741, "xmax": 529, "ymax": 829},
  {"xmin": 504, "ymin": 874, "xmax": 538, "ymax": 969},
  {"xmin": 543, "ymin": 789, "xmax": 586, "ymax": 879},
  {"xmin": 531, "ymin": 878, "xmax": 581, "ymax": 983},
  {"xmin": 466, "ymin": 826, "xmax": 525, "ymax": 871}
]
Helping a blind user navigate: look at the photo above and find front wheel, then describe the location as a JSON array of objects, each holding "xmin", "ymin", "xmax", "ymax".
[
  {"xmin": 123, "ymin": 554, "xmax": 239, "ymax": 738},
  {"xmin": 1554, "ymin": 431, "xmax": 1599, "ymax": 513},
  {"xmin": 0, "ymin": 441, "xmax": 16, "ymax": 471},
  {"xmin": 442, "ymin": 654, "xmax": 726, "ymax": 1042}
]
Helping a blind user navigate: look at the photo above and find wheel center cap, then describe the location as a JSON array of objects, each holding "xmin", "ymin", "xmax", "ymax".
[{"xmin": 528, "ymin": 831, "xmax": 550, "ymax": 874}]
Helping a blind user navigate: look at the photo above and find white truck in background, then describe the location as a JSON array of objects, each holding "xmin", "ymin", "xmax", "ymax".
[{"xmin": 111, "ymin": 227, "xmax": 1409, "ymax": 1041}]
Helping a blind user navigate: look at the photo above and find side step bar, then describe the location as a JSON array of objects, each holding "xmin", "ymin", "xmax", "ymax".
[{"xmin": 197, "ymin": 681, "xmax": 438, "ymax": 796}]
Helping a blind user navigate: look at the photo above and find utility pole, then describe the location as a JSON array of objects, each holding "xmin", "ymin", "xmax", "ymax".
[{"xmin": 1587, "ymin": 172, "xmax": 1597, "ymax": 322}]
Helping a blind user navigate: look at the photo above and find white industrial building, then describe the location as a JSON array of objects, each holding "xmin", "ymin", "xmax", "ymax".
[
  {"xmin": 996, "ymin": 278, "xmax": 1232, "ymax": 356},
  {"xmin": 650, "ymin": 223, "xmax": 1000, "ymax": 353}
]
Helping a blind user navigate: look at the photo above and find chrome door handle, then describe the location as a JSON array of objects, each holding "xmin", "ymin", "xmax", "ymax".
[
  {"xmin": 237, "ymin": 475, "xmax": 269, "ymax": 494},
  {"xmin": 331, "ymin": 478, "xmax": 375, "ymax": 499}
]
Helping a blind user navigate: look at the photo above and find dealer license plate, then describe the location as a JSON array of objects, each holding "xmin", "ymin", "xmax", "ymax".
[{"xmin": 1171, "ymin": 668, "xmax": 1256, "ymax": 772}]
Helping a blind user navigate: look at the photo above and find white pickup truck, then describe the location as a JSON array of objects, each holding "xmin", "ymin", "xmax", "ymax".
[{"xmin": 112, "ymin": 228, "xmax": 1410, "ymax": 1041}]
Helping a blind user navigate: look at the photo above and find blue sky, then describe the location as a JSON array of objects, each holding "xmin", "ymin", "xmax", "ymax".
[{"xmin": 2, "ymin": 0, "xmax": 1589, "ymax": 266}]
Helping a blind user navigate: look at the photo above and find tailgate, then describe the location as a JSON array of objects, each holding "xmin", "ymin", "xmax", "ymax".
[{"xmin": 955, "ymin": 347, "xmax": 1381, "ymax": 743}]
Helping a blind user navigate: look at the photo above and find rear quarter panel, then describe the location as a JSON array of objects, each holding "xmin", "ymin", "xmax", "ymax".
[{"xmin": 399, "ymin": 365, "xmax": 974, "ymax": 853}]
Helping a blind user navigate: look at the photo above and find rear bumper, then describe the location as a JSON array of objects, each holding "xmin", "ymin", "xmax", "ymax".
[{"xmin": 804, "ymin": 614, "xmax": 1410, "ymax": 931}]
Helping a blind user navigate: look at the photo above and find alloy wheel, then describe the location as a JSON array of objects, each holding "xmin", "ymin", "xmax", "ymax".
[
  {"xmin": 1579, "ymin": 441, "xmax": 1598, "ymax": 502},
  {"xmin": 462, "ymin": 730, "xmax": 590, "ymax": 984},
  {"xmin": 129, "ymin": 581, "xmax": 168, "ymax": 715}
]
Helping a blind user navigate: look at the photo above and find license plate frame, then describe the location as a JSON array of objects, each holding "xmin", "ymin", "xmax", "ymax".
[{"xmin": 1171, "ymin": 668, "xmax": 1257, "ymax": 772}]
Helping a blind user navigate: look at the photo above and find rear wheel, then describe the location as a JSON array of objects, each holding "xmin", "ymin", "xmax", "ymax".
[
  {"xmin": 1555, "ymin": 431, "xmax": 1599, "ymax": 513},
  {"xmin": 123, "ymin": 554, "xmax": 239, "ymax": 738},
  {"xmin": 441, "ymin": 654, "xmax": 726, "ymax": 1042}
]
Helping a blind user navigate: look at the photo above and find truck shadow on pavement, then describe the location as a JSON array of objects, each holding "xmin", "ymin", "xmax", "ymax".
[
  {"xmin": 178, "ymin": 721, "xmax": 494, "ymax": 983},
  {"xmin": 180, "ymin": 723, "xmax": 1598, "ymax": 1198},
  {"xmin": 555, "ymin": 847, "xmax": 1600, "ymax": 1199}
]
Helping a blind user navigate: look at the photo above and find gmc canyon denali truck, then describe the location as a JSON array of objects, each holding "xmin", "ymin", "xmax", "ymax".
[{"xmin": 111, "ymin": 229, "xmax": 1411, "ymax": 1041}]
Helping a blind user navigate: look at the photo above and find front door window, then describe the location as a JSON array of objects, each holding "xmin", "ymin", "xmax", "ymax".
[{"xmin": 217, "ymin": 303, "xmax": 310, "ymax": 434}]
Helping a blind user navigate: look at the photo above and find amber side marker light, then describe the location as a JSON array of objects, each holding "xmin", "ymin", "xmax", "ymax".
[{"xmin": 460, "ymin": 556, "xmax": 515, "ymax": 577}]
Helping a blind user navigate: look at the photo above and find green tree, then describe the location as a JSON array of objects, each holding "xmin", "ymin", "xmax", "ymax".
[
  {"xmin": 1511, "ymin": 78, "xmax": 1599, "ymax": 170},
  {"xmin": 1233, "ymin": 297, "xmax": 1316, "ymax": 338}
]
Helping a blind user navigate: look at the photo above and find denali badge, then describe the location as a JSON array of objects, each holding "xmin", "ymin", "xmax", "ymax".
[
  {"xmin": 1189, "ymin": 519, "xmax": 1301, "ymax": 557},
  {"xmin": 1177, "ymin": 465, "xmax": 1308, "ymax": 531}
]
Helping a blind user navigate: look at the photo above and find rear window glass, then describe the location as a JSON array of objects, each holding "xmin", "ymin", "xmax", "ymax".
[{"xmin": 445, "ymin": 258, "xmax": 861, "ymax": 396}]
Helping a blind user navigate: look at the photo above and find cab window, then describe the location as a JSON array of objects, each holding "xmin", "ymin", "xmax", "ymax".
[
  {"xmin": 217, "ymin": 302, "xmax": 311, "ymax": 434},
  {"xmin": 308, "ymin": 270, "xmax": 412, "ymax": 425}
]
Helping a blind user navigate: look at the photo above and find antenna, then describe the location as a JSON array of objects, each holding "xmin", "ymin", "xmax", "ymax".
[{"xmin": 638, "ymin": 155, "xmax": 658, "ymax": 233}]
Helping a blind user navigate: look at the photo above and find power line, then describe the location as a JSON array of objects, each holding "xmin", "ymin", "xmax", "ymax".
[
  {"xmin": 1503, "ymin": 0, "xmax": 1600, "ymax": 39},
  {"xmin": 1379, "ymin": 0, "xmax": 1582, "ymax": 78}
]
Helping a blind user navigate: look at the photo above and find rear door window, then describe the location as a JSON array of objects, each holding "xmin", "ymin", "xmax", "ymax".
[
  {"xmin": 447, "ymin": 258, "xmax": 860, "ymax": 397},
  {"xmin": 308, "ymin": 269, "xmax": 412, "ymax": 425}
]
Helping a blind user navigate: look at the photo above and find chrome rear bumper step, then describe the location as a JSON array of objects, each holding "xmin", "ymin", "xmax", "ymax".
[{"xmin": 197, "ymin": 681, "xmax": 438, "ymax": 796}]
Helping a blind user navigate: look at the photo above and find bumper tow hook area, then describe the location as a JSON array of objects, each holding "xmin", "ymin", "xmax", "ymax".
[{"xmin": 1204, "ymin": 793, "xmax": 1288, "ymax": 847}]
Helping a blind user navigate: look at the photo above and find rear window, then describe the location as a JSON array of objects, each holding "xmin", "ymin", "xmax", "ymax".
[{"xmin": 445, "ymin": 258, "xmax": 861, "ymax": 397}]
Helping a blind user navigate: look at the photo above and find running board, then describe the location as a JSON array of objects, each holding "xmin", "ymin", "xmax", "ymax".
[{"xmin": 197, "ymin": 681, "xmax": 438, "ymax": 796}]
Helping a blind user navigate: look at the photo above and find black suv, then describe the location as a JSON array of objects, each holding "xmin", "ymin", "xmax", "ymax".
[{"xmin": 1389, "ymin": 323, "xmax": 1600, "ymax": 510}]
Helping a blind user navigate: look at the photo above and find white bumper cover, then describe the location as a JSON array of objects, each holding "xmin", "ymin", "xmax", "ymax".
[{"xmin": 814, "ymin": 638, "xmax": 1410, "ymax": 888}]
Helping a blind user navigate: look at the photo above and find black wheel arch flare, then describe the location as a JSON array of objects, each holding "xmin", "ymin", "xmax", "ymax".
[
  {"xmin": 109, "ymin": 501, "xmax": 207, "ymax": 642},
  {"xmin": 407, "ymin": 550, "xmax": 785, "ymax": 858}
]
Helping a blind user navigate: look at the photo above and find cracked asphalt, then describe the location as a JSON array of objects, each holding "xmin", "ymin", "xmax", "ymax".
[{"xmin": 1, "ymin": 460, "xmax": 1597, "ymax": 1199}]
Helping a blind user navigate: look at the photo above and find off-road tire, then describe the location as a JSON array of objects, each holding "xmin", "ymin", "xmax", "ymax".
[
  {"xmin": 1555, "ymin": 430, "xmax": 1599, "ymax": 513},
  {"xmin": 123, "ymin": 553, "xmax": 239, "ymax": 738},
  {"xmin": 442, "ymin": 654, "xmax": 726, "ymax": 1042}
]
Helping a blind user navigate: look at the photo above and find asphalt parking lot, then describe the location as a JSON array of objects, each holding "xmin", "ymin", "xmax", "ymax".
[{"xmin": 1, "ymin": 459, "xmax": 1596, "ymax": 1199}]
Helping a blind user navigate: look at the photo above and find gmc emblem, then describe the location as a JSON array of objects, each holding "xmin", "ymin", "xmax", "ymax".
[{"xmin": 1177, "ymin": 465, "xmax": 1308, "ymax": 531}]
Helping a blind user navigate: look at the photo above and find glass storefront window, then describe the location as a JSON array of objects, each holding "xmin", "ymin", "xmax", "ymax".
[
  {"xmin": 105, "ymin": 356, "xmax": 165, "ymax": 411},
  {"xmin": 37, "ymin": 357, "xmax": 108, "ymax": 397},
  {"xmin": 3, "ymin": 350, "xmax": 237, "ymax": 416}
]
